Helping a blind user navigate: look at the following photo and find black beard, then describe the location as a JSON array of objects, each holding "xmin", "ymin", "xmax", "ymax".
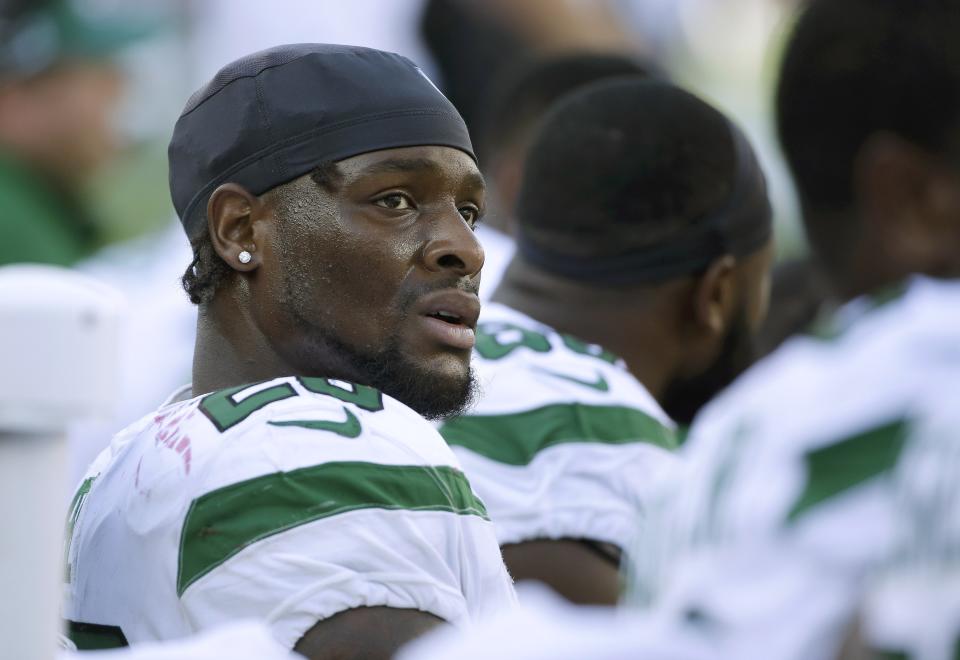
[
  {"xmin": 307, "ymin": 327, "xmax": 478, "ymax": 421},
  {"xmin": 659, "ymin": 308, "xmax": 756, "ymax": 427},
  {"xmin": 280, "ymin": 265, "xmax": 477, "ymax": 420}
]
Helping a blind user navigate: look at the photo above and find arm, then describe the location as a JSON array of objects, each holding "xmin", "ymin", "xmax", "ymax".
[
  {"xmin": 294, "ymin": 607, "xmax": 443, "ymax": 660},
  {"xmin": 500, "ymin": 539, "xmax": 622, "ymax": 605}
]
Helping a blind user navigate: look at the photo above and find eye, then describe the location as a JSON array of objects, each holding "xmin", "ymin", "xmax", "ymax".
[
  {"xmin": 459, "ymin": 205, "xmax": 481, "ymax": 228},
  {"xmin": 374, "ymin": 193, "xmax": 414, "ymax": 211}
]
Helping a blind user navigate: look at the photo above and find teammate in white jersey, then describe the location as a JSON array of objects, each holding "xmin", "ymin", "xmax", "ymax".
[
  {"xmin": 623, "ymin": 1, "xmax": 960, "ymax": 658},
  {"xmin": 63, "ymin": 44, "xmax": 515, "ymax": 659},
  {"xmin": 440, "ymin": 79, "xmax": 774, "ymax": 604},
  {"xmin": 630, "ymin": 279, "xmax": 960, "ymax": 660}
]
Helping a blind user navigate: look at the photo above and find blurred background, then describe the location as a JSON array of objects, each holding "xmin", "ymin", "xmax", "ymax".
[{"xmin": 0, "ymin": 0, "xmax": 811, "ymax": 482}]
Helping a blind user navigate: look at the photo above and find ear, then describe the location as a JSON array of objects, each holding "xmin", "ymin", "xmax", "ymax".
[
  {"xmin": 854, "ymin": 132, "xmax": 948, "ymax": 264},
  {"xmin": 692, "ymin": 255, "xmax": 738, "ymax": 337},
  {"xmin": 207, "ymin": 183, "xmax": 263, "ymax": 271}
]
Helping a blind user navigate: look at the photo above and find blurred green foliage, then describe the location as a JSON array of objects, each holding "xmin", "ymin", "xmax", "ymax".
[{"xmin": 83, "ymin": 139, "xmax": 173, "ymax": 246}]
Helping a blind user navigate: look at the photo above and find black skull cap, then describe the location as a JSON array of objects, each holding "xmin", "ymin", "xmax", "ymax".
[{"xmin": 169, "ymin": 43, "xmax": 475, "ymax": 238}]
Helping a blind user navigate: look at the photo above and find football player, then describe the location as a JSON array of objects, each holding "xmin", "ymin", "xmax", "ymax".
[
  {"xmin": 626, "ymin": 1, "xmax": 960, "ymax": 657},
  {"xmin": 439, "ymin": 78, "xmax": 774, "ymax": 604},
  {"xmin": 62, "ymin": 44, "xmax": 515, "ymax": 659}
]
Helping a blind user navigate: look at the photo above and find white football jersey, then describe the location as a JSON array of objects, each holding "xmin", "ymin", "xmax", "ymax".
[
  {"xmin": 439, "ymin": 303, "xmax": 679, "ymax": 553},
  {"xmin": 627, "ymin": 276, "xmax": 960, "ymax": 660},
  {"xmin": 63, "ymin": 376, "xmax": 516, "ymax": 650}
]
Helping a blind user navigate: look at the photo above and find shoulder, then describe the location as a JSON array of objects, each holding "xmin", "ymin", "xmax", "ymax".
[
  {"xmin": 69, "ymin": 376, "xmax": 512, "ymax": 642},
  {"xmin": 194, "ymin": 376, "xmax": 434, "ymax": 444},
  {"xmin": 690, "ymin": 277, "xmax": 960, "ymax": 459},
  {"xmin": 445, "ymin": 304, "xmax": 675, "ymax": 471},
  {"xmin": 88, "ymin": 377, "xmax": 462, "ymax": 516},
  {"xmin": 674, "ymin": 279, "xmax": 960, "ymax": 551},
  {"xmin": 107, "ymin": 379, "xmax": 495, "ymax": 592},
  {"xmin": 188, "ymin": 377, "xmax": 460, "ymax": 484},
  {"xmin": 442, "ymin": 306, "xmax": 677, "ymax": 548},
  {"xmin": 471, "ymin": 304, "xmax": 670, "ymax": 422}
]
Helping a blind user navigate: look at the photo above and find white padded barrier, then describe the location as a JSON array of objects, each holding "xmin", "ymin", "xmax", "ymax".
[{"xmin": 0, "ymin": 265, "xmax": 122, "ymax": 660}]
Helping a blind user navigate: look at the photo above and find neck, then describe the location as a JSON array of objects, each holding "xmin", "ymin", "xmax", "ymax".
[
  {"xmin": 192, "ymin": 289, "xmax": 295, "ymax": 396},
  {"xmin": 835, "ymin": 248, "xmax": 960, "ymax": 301},
  {"xmin": 835, "ymin": 269, "xmax": 905, "ymax": 303},
  {"xmin": 807, "ymin": 207, "xmax": 957, "ymax": 301},
  {"xmin": 492, "ymin": 258, "xmax": 683, "ymax": 402}
]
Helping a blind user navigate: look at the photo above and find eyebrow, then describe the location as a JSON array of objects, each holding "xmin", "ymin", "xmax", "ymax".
[
  {"xmin": 462, "ymin": 170, "xmax": 486, "ymax": 192},
  {"xmin": 359, "ymin": 157, "xmax": 487, "ymax": 191}
]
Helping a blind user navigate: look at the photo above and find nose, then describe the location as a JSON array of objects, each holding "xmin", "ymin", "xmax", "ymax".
[{"xmin": 421, "ymin": 212, "xmax": 485, "ymax": 278}]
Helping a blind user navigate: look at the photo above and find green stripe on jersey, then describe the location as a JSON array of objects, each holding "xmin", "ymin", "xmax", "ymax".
[
  {"xmin": 177, "ymin": 462, "xmax": 487, "ymax": 595},
  {"xmin": 439, "ymin": 403, "xmax": 676, "ymax": 466},
  {"xmin": 66, "ymin": 620, "xmax": 129, "ymax": 650},
  {"xmin": 787, "ymin": 418, "xmax": 908, "ymax": 523}
]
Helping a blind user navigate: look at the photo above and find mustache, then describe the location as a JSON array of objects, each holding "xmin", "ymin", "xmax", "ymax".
[{"xmin": 397, "ymin": 276, "xmax": 480, "ymax": 312}]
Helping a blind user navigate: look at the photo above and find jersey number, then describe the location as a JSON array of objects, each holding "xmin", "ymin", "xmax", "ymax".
[
  {"xmin": 475, "ymin": 322, "xmax": 618, "ymax": 363},
  {"xmin": 199, "ymin": 378, "xmax": 384, "ymax": 434}
]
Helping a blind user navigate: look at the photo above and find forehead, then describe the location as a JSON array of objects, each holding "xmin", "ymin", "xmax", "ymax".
[{"xmin": 335, "ymin": 145, "xmax": 484, "ymax": 190}]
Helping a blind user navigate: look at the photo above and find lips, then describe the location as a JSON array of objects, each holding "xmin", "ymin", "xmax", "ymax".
[{"xmin": 415, "ymin": 289, "xmax": 480, "ymax": 351}]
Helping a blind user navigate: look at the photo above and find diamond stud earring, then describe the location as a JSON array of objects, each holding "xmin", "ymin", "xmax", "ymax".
[{"xmin": 238, "ymin": 250, "xmax": 252, "ymax": 264}]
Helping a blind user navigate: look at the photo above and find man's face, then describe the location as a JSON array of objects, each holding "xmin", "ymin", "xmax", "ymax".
[
  {"xmin": 0, "ymin": 62, "xmax": 125, "ymax": 184},
  {"xmin": 252, "ymin": 145, "xmax": 486, "ymax": 419},
  {"xmin": 660, "ymin": 241, "xmax": 774, "ymax": 426}
]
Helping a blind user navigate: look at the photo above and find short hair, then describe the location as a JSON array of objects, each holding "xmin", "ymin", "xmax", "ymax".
[
  {"xmin": 181, "ymin": 162, "xmax": 342, "ymax": 304},
  {"xmin": 517, "ymin": 79, "xmax": 741, "ymax": 261},
  {"xmin": 478, "ymin": 53, "xmax": 654, "ymax": 165},
  {"xmin": 777, "ymin": 0, "xmax": 960, "ymax": 214}
]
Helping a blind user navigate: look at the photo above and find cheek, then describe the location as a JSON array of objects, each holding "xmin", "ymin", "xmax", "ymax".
[
  {"xmin": 329, "ymin": 232, "xmax": 414, "ymax": 303},
  {"xmin": 276, "ymin": 218, "xmax": 418, "ymax": 341},
  {"xmin": 753, "ymin": 241, "xmax": 774, "ymax": 330},
  {"xmin": 743, "ymin": 247, "xmax": 775, "ymax": 333},
  {"xmin": 751, "ymin": 270, "xmax": 773, "ymax": 331},
  {"xmin": 935, "ymin": 180, "xmax": 960, "ymax": 258}
]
